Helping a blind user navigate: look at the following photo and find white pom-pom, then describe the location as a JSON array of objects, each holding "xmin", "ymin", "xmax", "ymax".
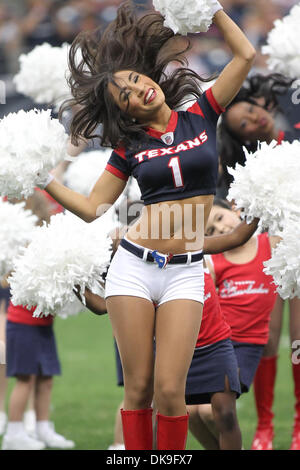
[
  {"xmin": 13, "ymin": 43, "xmax": 71, "ymax": 109},
  {"xmin": 153, "ymin": 0, "xmax": 221, "ymax": 35},
  {"xmin": 227, "ymin": 140, "xmax": 300, "ymax": 233},
  {"xmin": 9, "ymin": 212, "xmax": 113, "ymax": 317},
  {"xmin": 262, "ymin": 4, "xmax": 300, "ymax": 78},
  {"xmin": 64, "ymin": 149, "xmax": 120, "ymax": 226},
  {"xmin": 264, "ymin": 222, "xmax": 300, "ymax": 299},
  {"xmin": 0, "ymin": 109, "xmax": 68, "ymax": 199},
  {"xmin": 0, "ymin": 200, "xmax": 38, "ymax": 279},
  {"xmin": 57, "ymin": 294, "xmax": 87, "ymax": 319},
  {"xmin": 64, "ymin": 149, "xmax": 111, "ymax": 196},
  {"xmin": 127, "ymin": 177, "xmax": 142, "ymax": 201}
]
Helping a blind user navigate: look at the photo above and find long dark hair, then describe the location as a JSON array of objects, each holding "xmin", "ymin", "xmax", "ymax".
[
  {"xmin": 217, "ymin": 72, "xmax": 295, "ymax": 188},
  {"xmin": 61, "ymin": 1, "xmax": 215, "ymax": 149}
]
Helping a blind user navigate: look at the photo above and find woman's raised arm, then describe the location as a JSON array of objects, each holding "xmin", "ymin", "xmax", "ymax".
[{"xmin": 211, "ymin": 9, "xmax": 256, "ymax": 109}]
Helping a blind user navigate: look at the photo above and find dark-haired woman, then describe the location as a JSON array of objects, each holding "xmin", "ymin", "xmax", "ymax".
[
  {"xmin": 217, "ymin": 72, "xmax": 300, "ymax": 191},
  {"xmin": 40, "ymin": 1, "xmax": 255, "ymax": 450},
  {"xmin": 217, "ymin": 73, "xmax": 300, "ymax": 451}
]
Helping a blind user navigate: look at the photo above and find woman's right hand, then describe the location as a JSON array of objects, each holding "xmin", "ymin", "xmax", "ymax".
[{"xmin": 73, "ymin": 285, "xmax": 107, "ymax": 316}]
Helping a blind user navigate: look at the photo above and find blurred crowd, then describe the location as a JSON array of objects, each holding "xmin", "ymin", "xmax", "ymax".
[{"xmin": 0, "ymin": 0, "xmax": 299, "ymax": 115}]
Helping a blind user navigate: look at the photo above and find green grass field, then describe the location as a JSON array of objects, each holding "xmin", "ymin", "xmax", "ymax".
[{"xmin": 1, "ymin": 303, "xmax": 296, "ymax": 450}]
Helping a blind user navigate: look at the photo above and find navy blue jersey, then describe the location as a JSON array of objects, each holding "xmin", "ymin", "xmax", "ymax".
[
  {"xmin": 105, "ymin": 87, "xmax": 224, "ymax": 205},
  {"xmin": 276, "ymin": 89, "xmax": 300, "ymax": 131}
]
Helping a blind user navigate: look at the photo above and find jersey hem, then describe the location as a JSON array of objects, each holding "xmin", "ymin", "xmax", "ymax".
[{"xmin": 143, "ymin": 189, "xmax": 216, "ymax": 205}]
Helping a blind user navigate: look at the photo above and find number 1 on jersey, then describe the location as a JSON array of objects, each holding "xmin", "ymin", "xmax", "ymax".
[{"xmin": 168, "ymin": 156, "xmax": 184, "ymax": 188}]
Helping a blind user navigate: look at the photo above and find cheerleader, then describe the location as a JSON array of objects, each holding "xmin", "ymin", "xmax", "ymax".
[
  {"xmin": 204, "ymin": 198, "xmax": 281, "ymax": 450},
  {"xmin": 2, "ymin": 191, "xmax": 75, "ymax": 450},
  {"xmin": 40, "ymin": 0, "xmax": 255, "ymax": 450},
  {"xmin": 217, "ymin": 73, "xmax": 300, "ymax": 450},
  {"xmin": 218, "ymin": 72, "xmax": 300, "ymax": 191}
]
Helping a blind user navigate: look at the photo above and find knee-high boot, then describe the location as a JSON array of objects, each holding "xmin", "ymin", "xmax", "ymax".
[
  {"xmin": 251, "ymin": 356, "xmax": 277, "ymax": 450},
  {"xmin": 156, "ymin": 412, "xmax": 189, "ymax": 450},
  {"xmin": 120, "ymin": 408, "xmax": 153, "ymax": 450}
]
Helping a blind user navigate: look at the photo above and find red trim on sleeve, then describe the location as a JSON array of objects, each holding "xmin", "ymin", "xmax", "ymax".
[
  {"xmin": 277, "ymin": 130, "xmax": 285, "ymax": 146},
  {"xmin": 114, "ymin": 147, "xmax": 127, "ymax": 160},
  {"xmin": 105, "ymin": 163, "xmax": 129, "ymax": 181},
  {"xmin": 187, "ymin": 101, "xmax": 204, "ymax": 117},
  {"xmin": 206, "ymin": 87, "xmax": 225, "ymax": 115},
  {"xmin": 294, "ymin": 122, "xmax": 300, "ymax": 129}
]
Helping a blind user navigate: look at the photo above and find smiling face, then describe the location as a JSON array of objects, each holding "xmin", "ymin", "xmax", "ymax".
[
  {"xmin": 107, "ymin": 70, "xmax": 167, "ymax": 124},
  {"xmin": 205, "ymin": 205, "xmax": 241, "ymax": 237},
  {"xmin": 225, "ymin": 101, "xmax": 275, "ymax": 144}
]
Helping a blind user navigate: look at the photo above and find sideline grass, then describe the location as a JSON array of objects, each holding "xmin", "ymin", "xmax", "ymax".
[{"xmin": 1, "ymin": 302, "xmax": 295, "ymax": 450}]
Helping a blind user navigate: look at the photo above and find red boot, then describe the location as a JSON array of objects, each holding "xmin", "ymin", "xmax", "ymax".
[
  {"xmin": 251, "ymin": 428, "xmax": 274, "ymax": 451},
  {"xmin": 251, "ymin": 356, "xmax": 277, "ymax": 450},
  {"xmin": 121, "ymin": 408, "xmax": 153, "ymax": 450},
  {"xmin": 290, "ymin": 362, "xmax": 300, "ymax": 450},
  {"xmin": 156, "ymin": 413, "xmax": 189, "ymax": 450}
]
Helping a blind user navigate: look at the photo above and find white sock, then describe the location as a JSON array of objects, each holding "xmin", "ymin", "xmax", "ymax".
[
  {"xmin": 6, "ymin": 421, "xmax": 24, "ymax": 436},
  {"xmin": 36, "ymin": 420, "xmax": 51, "ymax": 435}
]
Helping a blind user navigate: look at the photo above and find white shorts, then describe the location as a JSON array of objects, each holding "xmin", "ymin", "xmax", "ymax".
[{"xmin": 105, "ymin": 240, "xmax": 204, "ymax": 307}]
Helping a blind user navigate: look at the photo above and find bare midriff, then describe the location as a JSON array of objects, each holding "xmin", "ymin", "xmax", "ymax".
[{"xmin": 126, "ymin": 194, "xmax": 214, "ymax": 254}]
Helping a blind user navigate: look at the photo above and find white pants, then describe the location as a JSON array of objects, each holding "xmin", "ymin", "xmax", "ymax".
[{"xmin": 105, "ymin": 243, "xmax": 204, "ymax": 307}]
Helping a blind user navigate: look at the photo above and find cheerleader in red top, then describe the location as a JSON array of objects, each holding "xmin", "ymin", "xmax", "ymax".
[
  {"xmin": 185, "ymin": 214, "xmax": 260, "ymax": 450},
  {"xmin": 217, "ymin": 74, "xmax": 300, "ymax": 451},
  {"xmin": 185, "ymin": 265, "xmax": 240, "ymax": 450},
  {"xmin": 2, "ymin": 192, "xmax": 74, "ymax": 451},
  {"xmin": 205, "ymin": 198, "xmax": 280, "ymax": 450}
]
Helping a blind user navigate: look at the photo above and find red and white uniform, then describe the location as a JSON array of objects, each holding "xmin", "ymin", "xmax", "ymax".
[
  {"xmin": 196, "ymin": 268, "xmax": 231, "ymax": 348},
  {"xmin": 210, "ymin": 233, "xmax": 277, "ymax": 345},
  {"xmin": 7, "ymin": 301, "xmax": 53, "ymax": 326}
]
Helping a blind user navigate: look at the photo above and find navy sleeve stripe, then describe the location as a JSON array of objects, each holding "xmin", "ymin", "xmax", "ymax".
[
  {"xmin": 105, "ymin": 163, "xmax": 129, "ymax": 181},
  {"xmin": 206, "ymin": 88, "xmax": 225, "ymax": 115}
]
